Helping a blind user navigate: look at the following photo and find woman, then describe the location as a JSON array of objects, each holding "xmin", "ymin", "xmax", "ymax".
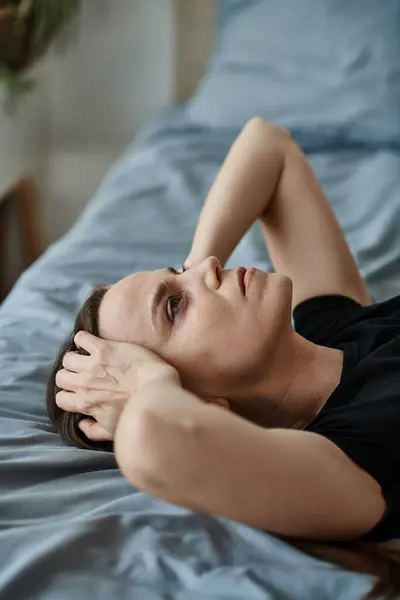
[{"xmin": 48, "ymin": 118, "xmax": 400, "ymax": 598}]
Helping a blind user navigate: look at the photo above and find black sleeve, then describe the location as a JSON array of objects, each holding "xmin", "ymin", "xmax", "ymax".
[
  {"xmin": 307, "ymin": 406, "xmax": 400, "ymax": 543},
  {"xmin": 293, "ymin": 295, "xmax": 366, "ymax": 347}
]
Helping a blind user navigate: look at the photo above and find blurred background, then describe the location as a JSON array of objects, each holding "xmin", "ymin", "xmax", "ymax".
[{"xmin": 0, "ymin": 0, "xmax": 214, "ymax": 296}]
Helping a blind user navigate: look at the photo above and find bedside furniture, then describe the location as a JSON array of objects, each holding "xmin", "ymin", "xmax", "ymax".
[
  {"xmin": 0, "ymin": 175, "xmax": 42, "ymax": 300},
  {"xmin": 0, "ymin": 102, "xmax": 43, "ymax": 300}
]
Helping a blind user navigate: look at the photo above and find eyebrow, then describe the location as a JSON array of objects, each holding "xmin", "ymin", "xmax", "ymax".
[{"xmin": 150, "ymin": 268, "xmax": 176, "ymax": 330}]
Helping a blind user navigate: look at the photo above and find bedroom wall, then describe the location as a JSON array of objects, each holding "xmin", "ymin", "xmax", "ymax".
[
  {"xmin": 175, "ymin": 0, "xmax": 215, "ymax": 101},
  {"xmin": 39, "ymin": 0, "xmax": 175, "ymax": 246}
]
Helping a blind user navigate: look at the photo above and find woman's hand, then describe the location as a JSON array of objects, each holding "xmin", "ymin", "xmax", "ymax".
[{"xmin": 55, "ymin": 331, "xmax": 179, "ymax": 442}]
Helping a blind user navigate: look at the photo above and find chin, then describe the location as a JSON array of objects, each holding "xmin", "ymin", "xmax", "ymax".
[
  {"xmin": 267, "ymin": 271, "xmax": 292, "ymax": 293},
  {"xmin": 280, "ymin": 274, "xmax": 293, "ymax": 309},
  {"xmin": 276, "ymin": 272, "xmax": 293, "ymax": 286},
  {"xmin": 276, "ymin": 272, "xmax": 293, "ymax": 292},
  {"xmin": 264, "ymin": 273, "xmax": 293, "ymax": 321}
]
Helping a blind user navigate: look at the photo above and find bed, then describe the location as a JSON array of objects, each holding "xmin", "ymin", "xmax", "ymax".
[{"xmin": 1, "ymin": 1, "xmax": 400, "ymax": 598}]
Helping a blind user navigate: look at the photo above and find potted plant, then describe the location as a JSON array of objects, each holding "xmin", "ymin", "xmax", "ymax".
[{"xmin": 0, "ymin": 0, "xmax": 81, "ymax": 110}]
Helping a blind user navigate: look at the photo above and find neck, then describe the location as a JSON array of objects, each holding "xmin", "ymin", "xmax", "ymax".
[{"xmin": 228, "ymin": 332, "xmax": 344, "ymax": 430}]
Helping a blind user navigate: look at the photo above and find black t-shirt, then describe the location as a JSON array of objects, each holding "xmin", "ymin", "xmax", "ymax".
[{"xmin": 293, "ymin": 294, "xmax": 400, "ymax": 542}]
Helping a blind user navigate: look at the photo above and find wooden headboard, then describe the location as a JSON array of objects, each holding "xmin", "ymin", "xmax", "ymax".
[{"xmin": 175, "ymin": 0, "xmax": 216, "ymax": 101}]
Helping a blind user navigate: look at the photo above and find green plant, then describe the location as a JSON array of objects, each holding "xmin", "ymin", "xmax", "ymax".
[{"xmin": 0, "ymin": 0, "xmax": 81, "ymax": 110}]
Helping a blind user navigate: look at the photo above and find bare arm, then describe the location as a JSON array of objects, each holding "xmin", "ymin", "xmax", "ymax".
[
  {"xmin": 114, "ymin": 378, "xmax": 385, "ymax": 542},
  {"xmin": 186, "ymin": 117, "xmax": 371, "ymax": 309}
]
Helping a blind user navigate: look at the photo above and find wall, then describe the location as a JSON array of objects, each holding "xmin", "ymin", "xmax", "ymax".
[
  {"xmin": 0, "ymin": 90, "xmax": 45, "ymax": 196},
  {"xmin": 39, "ymin": 0, "xmax": 175, "ymax": 246},
  {"xmin": 176, "ymin": 0, "xmax": 215, "ymax": 101}
]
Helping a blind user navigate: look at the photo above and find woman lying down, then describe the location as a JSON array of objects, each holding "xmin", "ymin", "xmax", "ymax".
[{"xmin": 48, "ymin": 118, "xmax": 400, "ymax": 598}]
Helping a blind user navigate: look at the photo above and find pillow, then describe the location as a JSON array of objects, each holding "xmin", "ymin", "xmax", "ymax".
[{"xmin": 187, "ymin": 0, "xmax": 400, "ymax": 144}]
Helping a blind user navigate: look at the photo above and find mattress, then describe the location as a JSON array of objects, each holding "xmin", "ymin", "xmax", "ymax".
[{"xmin": 2, "ymin": 103, "xmax": 399, "ymax": 598}]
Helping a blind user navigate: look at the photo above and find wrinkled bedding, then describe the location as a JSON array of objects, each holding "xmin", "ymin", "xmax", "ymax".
[
  {"xmin": 2, "ymin": 102, "xmax": 399, "ymax": 598},
  {"xmin": 3, "ymin": 0, "xmax": 400, "ymax": 597}
]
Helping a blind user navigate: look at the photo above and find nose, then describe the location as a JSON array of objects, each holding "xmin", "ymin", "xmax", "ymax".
[{"xmin": 190, "ymin": 256, "xmax": 222, "ymax": 291}]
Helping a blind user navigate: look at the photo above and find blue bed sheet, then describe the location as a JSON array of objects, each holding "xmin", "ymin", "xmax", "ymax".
[{"xmin": 2, "ymin": 104, "xmax": 399, "ymax": 599}]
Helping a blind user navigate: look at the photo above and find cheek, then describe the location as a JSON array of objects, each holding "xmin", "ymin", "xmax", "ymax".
[
  {"xmin": 220, "ymin": 319, "xmax": 266, "ymax": 375},
  {"xmin": 159, "ymin": 287, "xmax": 288, "ymax": 390},
  {"xmin": 158, "ymin": 311, "xmax": 224, "ymax": 389},
  {"xmin": 162, "ymin": 307, "xmax": 252, "ymax": 385}
]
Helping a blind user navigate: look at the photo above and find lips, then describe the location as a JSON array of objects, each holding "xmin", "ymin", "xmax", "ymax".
[
  {"xmin": 237, "ymin": 267, "xmax": 247, "ymax": 296},
  {"xmin": 244, "ymin": 267, "xmax": 257, "ymax": 292}
]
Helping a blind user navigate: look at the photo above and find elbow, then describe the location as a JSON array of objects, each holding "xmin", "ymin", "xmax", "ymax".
[
  {"xmin": 114, "ymin": 411, "xmax": 162, "ymax": 491},
  {"xmin": 114, "ymin": 410, "xmax": 181, "ymax": 498}
]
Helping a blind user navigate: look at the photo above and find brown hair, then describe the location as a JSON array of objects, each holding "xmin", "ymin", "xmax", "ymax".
[
  {"xmin": 46, "ymin": 286, "xmax": 113, "ymax": 453},
  {"xmin": 46, "ymin": 287, "xmax": 400, "ymax": 599}
]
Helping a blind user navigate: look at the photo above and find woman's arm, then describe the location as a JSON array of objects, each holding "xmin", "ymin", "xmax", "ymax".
[
  {"xmin": 114, "ymin": 377, "xmax": 385, "ymax": 542},
  {"xmin": 186, "ymin": 117, "xmax": 371, "ymax": 309},
  {"xmin": 58, "ymin": 333, "xmax": 384, "ymax": 541},
  {"xmin": 186, "ymin": 119, "xmax": 289, "ymax": 268}
]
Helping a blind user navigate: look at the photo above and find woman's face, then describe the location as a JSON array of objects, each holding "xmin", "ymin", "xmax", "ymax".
[{"xmin": 98, "ymin": 257, "xmax": 293, "ymax": 398}]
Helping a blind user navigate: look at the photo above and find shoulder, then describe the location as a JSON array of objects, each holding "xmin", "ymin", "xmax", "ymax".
[
  {"xmin": 257, "ymin": 428, "xmax": 386, "ymax": 541},
  {"xmin": 306, "ymin": 378, "xmax": 400, "ymax": 541},
  {"xmin": 293, "ymin": 294, "xmax": 369, "ymax": 345},
  {"xmin": 292, "ymin": 293, "xmax": 400, "ymax": 347}
]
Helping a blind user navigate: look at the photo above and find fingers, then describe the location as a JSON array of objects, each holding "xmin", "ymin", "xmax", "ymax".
[
  {"xmin": 55, "ymin": 389, "xmax": 99, "ymax": 415},
  {"xmin": 55, "ymin": 390, "xmax": 84, "ymax": 414},
  {"xmin": 74, "ymin": 331, "xmax": 103, "ymax": 355},
  {"xmin": 55, "ymin": 368, "xmax": 81, "ymax": 391},
  {"xmin": 62, "ymin": 351, "xmax": 92, "ymax": 373},
  {"xmin": 55, "ymin": 388, "xmax": 120, "ymax": 416},
  {"xmin": 55, "ymin": 367, "xmax": 111, "ymax": 392},
  {"xmin": 78, "ymin": 418, "xmax": 113, "ymax": 442}
]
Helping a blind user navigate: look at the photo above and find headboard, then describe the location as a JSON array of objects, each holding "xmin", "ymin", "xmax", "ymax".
[{"xmin": 175, "ymin": 0, "xmax": 216, "ymax": 101}]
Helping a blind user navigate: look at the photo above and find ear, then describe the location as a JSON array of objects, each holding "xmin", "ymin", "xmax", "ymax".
[{"xmin": 204, "ymin": 397, "xmax": 230, "ymax": 410}]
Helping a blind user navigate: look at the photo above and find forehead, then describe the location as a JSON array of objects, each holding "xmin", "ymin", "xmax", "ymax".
[{"xmin": 98, "ymin": 270, "xmax": 161, "ymax": 344}]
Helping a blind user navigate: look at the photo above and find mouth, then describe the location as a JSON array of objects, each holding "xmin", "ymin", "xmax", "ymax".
[
  {"xmin": 244, "ymin": 267, "xmax": 257, "ymax": 293},
  {"xmin": 236, "ymin": 267, "xmax": 247, "ymax": 296}
]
